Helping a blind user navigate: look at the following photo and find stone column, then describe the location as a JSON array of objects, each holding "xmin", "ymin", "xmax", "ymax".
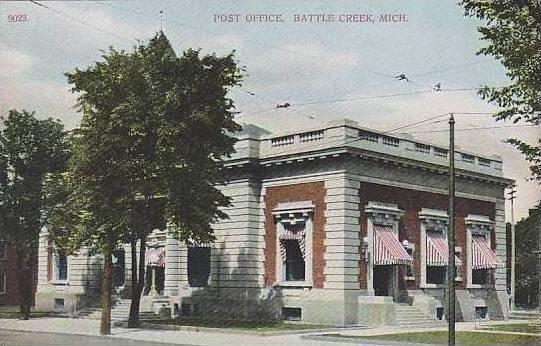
[
  {"xmin": 164, "ymin": 234, "xmax": 181, "ymax": 297},
  {"xmin": 324, "ymin": 174, "xmax": 361, "ymax": 325}
]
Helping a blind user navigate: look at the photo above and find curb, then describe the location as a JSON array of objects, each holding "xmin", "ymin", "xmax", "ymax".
[
  {"xmin": 301, "ymin": 334, "xmax": 441, "ymax": 346},
  {"xmin": 113, "ymin": 321, "xmax": 370, "ymax": 337}
]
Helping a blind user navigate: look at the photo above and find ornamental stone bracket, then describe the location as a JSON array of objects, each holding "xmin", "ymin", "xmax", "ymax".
[
  {"xmin": 364, "ymin": 201, "xmax": 403, "ymax": 226},
  {"xmin": 465, "ymin": 214, "xmax": 494, "ymax": 233},
  {"xmin": 146, "ymin": 228, "xmax": 167, "ymax": 247},
  {"xmin": 419, "ymin": 208, "xmax": 449, "ymax": 232},
  {"xmin": 272, "ymin": 201, "xmax": 315, "ymax": 223}
]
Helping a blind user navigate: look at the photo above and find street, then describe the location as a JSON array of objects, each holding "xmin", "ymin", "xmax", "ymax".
[{"xmin": 0, "ymin": 329, "xmax": 194, "ymax": 346}]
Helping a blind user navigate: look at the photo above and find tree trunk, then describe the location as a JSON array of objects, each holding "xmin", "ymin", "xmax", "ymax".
[
  {"xmin": 16, "ymin": 248, "xmax": 31, "ymax": 320},
  {"xmin": 128, "ymin": 237, "xmax": 146, "ymax": 328},
  {"xmin": 100, "ymin": 246, "xmax": 113, "ymax": 335}
]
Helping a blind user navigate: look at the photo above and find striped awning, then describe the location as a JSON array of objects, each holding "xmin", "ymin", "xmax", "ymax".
[
  {"xmin": 373, "ymin": 225, "xmax": 412, "ymax": 265},
  {"xmin": 279, "ymin": 226, "xmax": 306, "ymax": 260},
  {"xmin": 472, "ymin": 235, "xmax": 503, "ymax": 270},
  {"xmin": 426, "ymin": 232, "xmax": 463, "ymax": 267},
  {"xmin": 145, "ymin": 247, "xmax": 165, "ymax": 267}
]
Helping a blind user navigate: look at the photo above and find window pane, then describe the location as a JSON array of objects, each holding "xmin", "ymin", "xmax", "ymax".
[
  {"xmin": 426, "ymin": 266, "xmax": 446, "ymax": 284},
  {"xmin": 57, "ymin": 254, "xmax": 68, "ymax": 280},
  {"xmin": 284, "ymin": 240, "xmax": 305, "ymax": 281},
  {"xmin": 0, "ymin": 242, "xmax": 5, "ymax": 259},
  {"xmin": 188, "ymin": 247, "xmax": 211, "ymax": 287},
  {"xmin": 472, "ymin": 269, "xmax": 489, "ymax": 285}
]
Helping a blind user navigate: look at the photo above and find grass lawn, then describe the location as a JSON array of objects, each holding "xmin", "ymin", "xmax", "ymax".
[
  {"xmin": 324, "ymin": 331, "xmax": 541, "ymax": 345},
  {"xmin": 0, "ymin": 312, "xmax": 51, "ymax": 319},
  {"xmin": 142, "ymin": 318, "xmax": 326, "ymax": 332},
  {"xmin": 483, "ymin": 323, "xmax": 541, "ymax": 334}
]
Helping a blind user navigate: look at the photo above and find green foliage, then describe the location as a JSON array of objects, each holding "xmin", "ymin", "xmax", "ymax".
[
  {"xmin": 48, "ymin": 32, "xmax": 243, "ymax": 254},
  {"xmin": 515, "ymin": 204, "xmax": 540, "ymax": 307},
  {"xmin": 0, "ymin": 110, "xmax": 69, "ymax": 249},
  {"xmin": 461, "ymin": 0, "xmax": 541, "ymax": 182}
]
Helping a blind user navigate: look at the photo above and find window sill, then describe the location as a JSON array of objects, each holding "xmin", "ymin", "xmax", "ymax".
[
  {"xmin": 51, "ymin": 280, "xmax": 69, "ymax": 286},
  {"xmin": 421, "ymin": 283, "xmax": 446, "ymax": 289},
  {"xmin": 468, "ymin": 284, "xmax": 493, "ymax": 289},
  {"xmin": 405, "ymin": 276, "xmax": 416, "ymax": 281},
  {"xmin": 276, "ymin": 281, "xmax": 312, "ymax": 288}
]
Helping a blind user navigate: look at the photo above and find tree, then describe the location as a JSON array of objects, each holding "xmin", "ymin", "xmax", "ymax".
[
  {"xmin": 48, "ymin": 31, "xmax": 242, "ymax": 333},
  {"xmin": 461, "ymin": 0, "xmax": 541, "ymax": 182},
  {"xmin": 514, "ymin": 204, "xmax": 540, "ymax": 307},
  {"xmin": 0, "ymin": 110, "xmax": 69, "ymax": 319}
]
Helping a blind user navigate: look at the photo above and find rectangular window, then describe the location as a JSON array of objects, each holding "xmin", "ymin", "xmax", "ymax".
[
  {"xmin": 284, "ymin": 240, "xmax": 305, "ymax": 281},
  {"xmin": 405, "ymin": 247, "xmax": 415, "ymax": 280},
  {"xmin": 187, "ymin": 247, "xmax": 211, "ymax": 287},
  {"xmin": 426, "ymin": 266, "xmax": 446, "ymax": 284},
  {"xmin": 0, "ymin": 241, "xmax": 6, "ymax": 259},
  {"xmin": 56, "ymin": 254, "xmax": 68, "ymax": 281},
  {"xmin": 475, "ymin": 306, "xmax": 488, "ymax": 319},
  {"xmin": 282, "ymin": 307, "xmax": 302, "ymax": 321},
  {"xmin": 472, "ymin": 269, "xmax": 489, "ymax": 285}
]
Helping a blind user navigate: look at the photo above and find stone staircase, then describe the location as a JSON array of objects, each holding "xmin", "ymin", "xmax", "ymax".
[
  {"xmin": 394, "ymin": 303, "xmax": 447, "ymax": 327},
  {"xmin": 509, "ymin": 309, "xmax": 540, "ymax": 321},
  {"xmin": 77, "ymin": 298, "xmax": 159, "ymax": 322}
]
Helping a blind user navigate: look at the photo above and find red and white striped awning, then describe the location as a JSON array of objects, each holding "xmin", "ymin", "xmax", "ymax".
[
  {"xmin": 145, "ymin": 247, "xmax": 165, "ymax": 267},
  {"xmin": 373, "ymin": 225, "xmax": 412, "ymax": 265},
  {"xmin": 472, "ymin": 235, "xmax": 503, "ymax": 270},
  {"xmin": 426, "ymin": 232, "xmax": 463, "ymax": 267},
  {"xmin": 279, "ymin": 226, "xmax": 306, "ymax": 260}
]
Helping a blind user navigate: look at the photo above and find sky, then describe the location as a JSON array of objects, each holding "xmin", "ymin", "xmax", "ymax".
[{"xmin": 0, "ymin": 0, "xmax": 539, "ymax": 221}]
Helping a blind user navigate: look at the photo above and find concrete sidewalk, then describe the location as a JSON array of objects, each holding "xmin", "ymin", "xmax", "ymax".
[
  {"xmin": 1, "ymin": 317, "xmax": 538, "ymax": 346},
  {"xmin": 0, "ymin": 317, "xmax": 378, "ymax": 346}
]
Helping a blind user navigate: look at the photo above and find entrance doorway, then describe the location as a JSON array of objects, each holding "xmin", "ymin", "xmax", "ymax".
[
  {"xmin": 112, "ymin": 249, "xmax": 125, "ymax": 288},
  {"xmin": 373, "ymin": 265, "xmax": 392, "ymax": 296},
  {"xmin": 144, "ymin": 266, "xmax": 165, "ymax": 296}
]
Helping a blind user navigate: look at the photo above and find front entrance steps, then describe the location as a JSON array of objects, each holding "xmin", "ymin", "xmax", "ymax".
[
  {"xmin": 509, "ymin": 309, "xmax": 541, "ymax": 321},
  {"xmin": 77, "ymin": 297, "xmax": 163, "ymax": 322},
  {"xmin": 394, "ymin": 303, "xmax": 447, "ymax": 327}
]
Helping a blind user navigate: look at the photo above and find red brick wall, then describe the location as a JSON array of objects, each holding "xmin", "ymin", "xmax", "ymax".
[
  {"xmin": 0, "ymin": 243, "xmax": 38, "ymax": 306},
  {"xmin": 359, "ymin": 183, "xmax": 495, "ymax": 290},
  {"xmin": 264, "ymin": 182, "xmax": 326, "ymax": 288}
]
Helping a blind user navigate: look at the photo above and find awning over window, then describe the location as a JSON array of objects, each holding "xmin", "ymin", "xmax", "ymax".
[
  {"xmin": 472, "ymin": 235, "xmax": 503, "ymax": 270},
  {"xmin": 426, "ymin": 232, "xmax": 463, "ymax": 267},
  {"xmin": 373, "ymin": 225, "xmax": 412, "ymax": 265},
  {"xmin": 279, "ymin": 226, "xmax": 306, "ymax": 260},
  {"xmin": 145, "ymin": 247, "xmax": 165, "ymax": 267}
]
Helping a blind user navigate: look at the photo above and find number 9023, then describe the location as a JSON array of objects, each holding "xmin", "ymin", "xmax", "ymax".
[{"xmin": 8, "ymin": 14, "xmax": 28, "ymax": 22}]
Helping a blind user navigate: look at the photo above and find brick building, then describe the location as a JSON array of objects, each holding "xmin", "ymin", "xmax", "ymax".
[{"xmin": 35, "ymin": 119, "xmax": 511, "ymax": 326}]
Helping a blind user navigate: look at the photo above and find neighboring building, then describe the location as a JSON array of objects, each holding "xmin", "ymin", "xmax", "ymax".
[{"xmin": 35, "ymin": 119, "xmax": 512, "ymax": 326}]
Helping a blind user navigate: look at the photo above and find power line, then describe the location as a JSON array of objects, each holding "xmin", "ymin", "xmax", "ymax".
[
  {"xmin": 406, "ymin": 124, "xmax": 537, "ymax": 134},
  {"xmin": 289, "ymin": 87, "xmax": 503, "ymax": 107},
  {"xmin": 29, "ymin": 1, "xmax": 136, "ymax": 44}
]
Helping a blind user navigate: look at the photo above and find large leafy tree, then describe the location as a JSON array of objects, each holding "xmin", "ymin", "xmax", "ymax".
[
  {"xmin": 0, "ymin": 110, "xmax": 69, "ymax": 319},
  {"xmin": 48, "ymin": 32, "xmax": 242, "ymax": 333},
  {"xmin": 461, "ymin": 0, "xmax": 541, "ymax": 181},
  {"xmin": 514, "ymin": 204, "xmax": 540, "ymax": 307}
]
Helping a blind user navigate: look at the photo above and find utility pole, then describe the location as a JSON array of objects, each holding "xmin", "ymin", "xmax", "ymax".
[
  {"xmin": 447, "ymin": 113, "xmax": 456, "ymax": 346},
  {"xmin": 507, "ymin": 185, "xmax": 517, "ymax": 312}
]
